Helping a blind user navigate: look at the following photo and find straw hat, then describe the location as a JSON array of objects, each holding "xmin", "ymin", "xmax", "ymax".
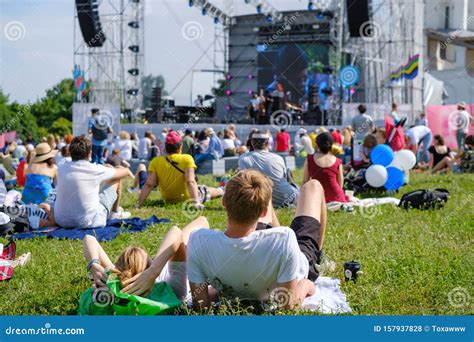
[
  {"xmin": 32, "ymin": 143, "xmax": 57, "ymax": 163},
  {"xmin": 458, "ymin": 101, "xmax": 466, "ymax": 110}
]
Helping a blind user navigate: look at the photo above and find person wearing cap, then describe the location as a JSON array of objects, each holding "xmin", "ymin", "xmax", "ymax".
[
  {"xmin": 136, "ymin": 131, "xmax": 223, "ymax": 209},
  {"xmin": 88, "ymin": 108, "xmax": 113, "ymax": 164},
  {"xmin": 455, "ymin": 102, "xmax": 472, "ymax": 150},
  {"xmin": 21, "ymin": 142, "xmax": 58, "ymax": 205},
  {"xmin": 238, "ymin": 130, "xmax": 299, "ymax": 208},
  {"xmin": 52, "ymin": 136, "xmax": 131, "ymax": 228}
]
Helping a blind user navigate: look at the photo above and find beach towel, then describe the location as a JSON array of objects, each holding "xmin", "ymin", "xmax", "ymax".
[{"xmin": 9, "ymin": 215, "xmax": 169, "ymax": 242}]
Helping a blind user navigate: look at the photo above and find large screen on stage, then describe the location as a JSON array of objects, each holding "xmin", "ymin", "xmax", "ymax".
[{"xmin": 257, "ymin": 43, "xmax": 331, "ymax": 110}]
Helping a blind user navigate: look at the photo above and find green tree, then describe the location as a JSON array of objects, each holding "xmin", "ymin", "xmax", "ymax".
[
  {"xmin": 0, "ymin": 90, "xmax": 40, "ymax": 140},
  {"xmin": 50, "ymin": 117, "xmax": 72, "ymax": 137}
]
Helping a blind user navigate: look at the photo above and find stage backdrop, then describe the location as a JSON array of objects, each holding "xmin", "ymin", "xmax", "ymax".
[
  {"xmin": 426, "ymin": 104, "xmax": 473, "ymax": 148},
  {"xmin": 342, "ymin": 103, "xmax": 414, "ymax": 128},
  {"xmin": 72, "ymin": 103, "xmax": 121, "ymax": 137}
]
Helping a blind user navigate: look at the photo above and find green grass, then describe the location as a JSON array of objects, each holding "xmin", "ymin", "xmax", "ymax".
[{"xmin": 1, "ymin": 170, "xmax": 473, "ymax": 315}]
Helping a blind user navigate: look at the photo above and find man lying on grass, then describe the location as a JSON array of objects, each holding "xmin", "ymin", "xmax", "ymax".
[
  {"xmin": 187, "ymin": 170, "xmax": 327, "ymax": 310},
  {"xmin": 135, "ymin": 131, "xmax": 223, "ymax": 210}
]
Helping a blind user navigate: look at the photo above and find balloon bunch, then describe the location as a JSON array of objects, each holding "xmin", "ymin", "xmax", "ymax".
[{"xmin": 365, "ymin": 145, "xmax": 417, "ymax": 191}]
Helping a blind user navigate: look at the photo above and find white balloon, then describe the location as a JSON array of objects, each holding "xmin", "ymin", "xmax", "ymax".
[
  {"xmin": 365, "ymin": 165, "xmax": 388, "ymax": 188},
  {"xmin": 391, "ymin": 150, "xmax": 417, "ymax": 170}
]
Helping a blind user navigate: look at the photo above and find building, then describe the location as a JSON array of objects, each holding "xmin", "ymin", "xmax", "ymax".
[{"xmin": 424, "ymin": 0, "xmax": 474, "ymax": 105}]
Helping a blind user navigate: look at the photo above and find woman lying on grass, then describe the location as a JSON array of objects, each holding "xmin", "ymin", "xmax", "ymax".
[{"xmin": 82, "ymin": 216, "xmax": 209, "ymax": 302}]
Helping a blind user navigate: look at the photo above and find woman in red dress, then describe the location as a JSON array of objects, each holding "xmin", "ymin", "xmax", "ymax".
[{"xmin": 303, "ymin": 132, "xmax": 347, "ymax": 203}]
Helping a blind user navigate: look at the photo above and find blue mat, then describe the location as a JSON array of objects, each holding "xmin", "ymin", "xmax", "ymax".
[{"xmin": 9, "ymin": 215, "xmax": 169, "ymax": 242}]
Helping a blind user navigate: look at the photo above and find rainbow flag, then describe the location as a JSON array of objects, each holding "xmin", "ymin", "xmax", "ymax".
[{"xmin": 390, "ymin": 54, "xmax": 419, "ymax": 82}]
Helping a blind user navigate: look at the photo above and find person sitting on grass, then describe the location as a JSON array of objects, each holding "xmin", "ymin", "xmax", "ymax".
[
  {"xmin": 82, "ymin": 216, "xmax": 210, "ymax": 301},
  {"xmin": 239, "ymin": 130, "xmax": 299, "ymax": 208},
  {"xmin": 136, "ymin": 131, "xmax": 223, "ymax": 210},
  {"xmin": 22, "ymin": 142, "xmax": 58, "ymax": 205},
  {"xmin": 188, "ymin": 170, "xmax": 327, "ymax": 311},
  {"xmin": 303, "ymin": 132, "xmax": 347, "ymax": 203},
  {"xmin": 53, "ymin": 135, "xmax": 131, "ymax": 228},
  {"xmin": 429, "ymin": 135, "xmax": 452, "ymax": 174}
]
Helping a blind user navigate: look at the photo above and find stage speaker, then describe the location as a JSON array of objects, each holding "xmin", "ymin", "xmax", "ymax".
[
  {"xmin": 308, "ymin": 85, "xmax": 320, "ymax": 112},
  {"xmin": 151, "ymin": 87, "xmax": 162, "ymax": 112},
  {"xmin": 75, "ymin": 0, "xmax": 106, "ymax": 47},
  {"xmin": 346, "ymin": 0, "xmax": 370, "ymax": 38}
]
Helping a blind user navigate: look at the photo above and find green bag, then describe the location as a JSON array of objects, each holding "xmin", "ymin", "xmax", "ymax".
[{"xmin": 78, "ymin": 277, "xmax": 182, "ymax": 316}]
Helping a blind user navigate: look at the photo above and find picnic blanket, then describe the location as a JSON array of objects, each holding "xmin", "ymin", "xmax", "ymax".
[
  {"xmin": 327, "ymin": 197, "xmax": 400, "ymax": 212},
  {"xmin": 9, "ymin": 215, "xmax": 169, "ymax": 242}
]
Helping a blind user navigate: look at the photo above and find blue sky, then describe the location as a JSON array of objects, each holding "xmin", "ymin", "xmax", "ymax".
[{"xmin": 0, "ymin": 0, "xmax": 307, "ymax": 105}]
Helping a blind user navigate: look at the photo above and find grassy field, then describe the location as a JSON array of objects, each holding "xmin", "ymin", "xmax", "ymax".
[{"xmin": 1, "ymin": 170, "xmax": 473, "ymax": 315}]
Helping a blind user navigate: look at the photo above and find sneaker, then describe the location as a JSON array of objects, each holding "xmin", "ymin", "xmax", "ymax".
[
  {"xmin": 127, "ymin": 187, "xmax": 140, "ymax": 193},
  {"xmin": 110, "ymin": 211, "xmax": 132, "ymax": 220}
]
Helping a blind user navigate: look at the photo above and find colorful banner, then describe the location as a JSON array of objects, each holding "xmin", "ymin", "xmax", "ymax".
[
  {"xmin": 390, "ymin": 54, "xmax": 419, "ymax": 82},
  {"xmin": 73, "ymin": 65, "xmax": 86, "ymax": 96},
  {"xmin": 0, "ymin": 131, "xmax": 17, "ymax": 149},
  {"xmin": 426, "ymin": 104, "xmax": 473, "ymax": 148}
]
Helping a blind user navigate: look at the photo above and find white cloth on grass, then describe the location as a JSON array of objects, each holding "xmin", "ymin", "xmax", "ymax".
[
  {"xmin": 302, "ymin": 276, "xmax": 352, "ymax": 314},
  {"xmin": 327, "ymin": 197, "xmax": 400, "ymax": 212}
]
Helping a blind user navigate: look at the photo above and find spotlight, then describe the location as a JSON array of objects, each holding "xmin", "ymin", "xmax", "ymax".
[
  {"xmin": 248, "ymin": 90, "xmax": 254, "ymax": 96},
  {"xmin": 226, "ymin": 74, "xmax": 232, "ymax": 80},
  {"xmin": 225, "ymin": 89, "xmax": 232, "ymax": 96},
  {"xmin": 127, "ymin": 89, "xmax": 139, "ymax": 96},
  {"xmin": 256, "ymin": 5, "xmax": 262, "ymax": 14},
  {"xmin": 225, "ymin": 104, "xmax": 232, "ymax": 111},
  {"xmin": 188, "ymin": 0, "xmax": 194, "ymax": 7},
  {"xmin": 266, "ymin": 14, "xmax": 273, "ymax": 22},
  {"xmin": 248, "ymin": 74, "xmax": 254, "ymax": 79},
  {"xmin": 128, "ymin": 68, "xmax": 139, "ymax": 76},
  {"xmin": 214, "ymin": 17, "xmax": 219, "ymax": 24},
  {"xmin": 308, "ymin": 1, "xmax": 314, "ymax": 10},
  {"xmin": 202, "ymin": 8, "xmax": 207, "ymax": 15}
]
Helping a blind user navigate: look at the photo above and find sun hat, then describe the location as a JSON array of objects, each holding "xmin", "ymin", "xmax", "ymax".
[
  {"xmin": 31, "ymin": 143, "xmax": 57, "ymax": 163},
  {"xmin": 165, "ymin": 131, "xmax": 182, "ymax": 145},
  {"xmin": 251, "ymin": 130, "xmax": 270, "ymax": 140},
  {"xmin": 205, "ymin": 127, "xmax": 215, "ymax": 135},
  {"xmin": 458, "ymin": 101, "xmax": 466, "ymax": 109}
]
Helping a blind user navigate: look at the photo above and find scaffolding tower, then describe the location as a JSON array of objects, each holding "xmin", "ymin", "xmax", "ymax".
[{"xmin": 74, "ymin": 0, "xmax": 145, "ymax": 115}]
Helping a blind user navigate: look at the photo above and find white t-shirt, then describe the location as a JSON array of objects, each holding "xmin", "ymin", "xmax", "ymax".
[
  {"xmin": 114, "ymin": 140, "xmax": 133, "ymax": 161},
  {"xmin": 187, "ymin": 227, "xmax": 309, "ymax": 301},
  {"xmin": 222, "ymin": 138, "xmax": 235, "ymax": 150},
  {"xmin": 301, "ymin": 135, "xmax": 315, "ymax": 154},
  {"xmin": 457, "ymin": 110, "xmax": 472, "ymax": 134},
  {"xmin": 406, "ymin": 125, "xmax": 432, "ymax": 145},
  {"xmin": 138, "ymin": 137, "xmax": 151, "ymax": 159},
  {"xmin": 54, "ymin": 160, "xmax": 115, "ymax": 228},
  {"xmin": 14, "ymin": 145, "xmax": 27, "ymax": 159}
]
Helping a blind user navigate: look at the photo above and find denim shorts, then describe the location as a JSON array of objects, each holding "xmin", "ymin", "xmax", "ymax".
[{"xmin": 99, "ymin": 184, "xmax": 118, "ymax": 217}]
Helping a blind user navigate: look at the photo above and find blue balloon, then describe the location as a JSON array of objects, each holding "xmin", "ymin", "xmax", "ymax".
[
  {"xmin": 371, "ymin": 144, "xmax": 394, "ymax": 167},
  {"xmin": 384, "ymin": 167, "xmax": 405, "ymax": 190}
]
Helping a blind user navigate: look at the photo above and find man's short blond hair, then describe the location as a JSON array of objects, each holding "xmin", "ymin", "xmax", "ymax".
[{"xmin": 223, "ymin": 170, "xmax": 273, "ymax": 225}]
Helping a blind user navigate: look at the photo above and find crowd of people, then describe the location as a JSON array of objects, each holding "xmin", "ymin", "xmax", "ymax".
[{"xmin": 0, "ymin": 102, "xmax": 472, "ymax": 313}]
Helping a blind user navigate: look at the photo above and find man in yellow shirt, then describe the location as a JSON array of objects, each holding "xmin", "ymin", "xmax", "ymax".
[{"xmin": 136, "ymin": 131, "xmax": 223, "ymax": 209}]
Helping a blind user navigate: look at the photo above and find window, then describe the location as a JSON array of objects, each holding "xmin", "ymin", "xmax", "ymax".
[{"xmin": 444, "ymin": 6, "xmax": 449, "ymax": 29}]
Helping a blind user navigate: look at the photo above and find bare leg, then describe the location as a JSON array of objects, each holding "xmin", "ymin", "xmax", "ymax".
[
  {"xmin": 171, "ymin": 216, "xmax": 209, "ymax": 262},
  {"xmin": 432, "ymin": 157, "xmax": 452, "ymax": 173},
  {"xmin": 134, "ymin": 163, "xmax": 147, "ymax": 188},
  {"xmin": 295, "ymin": 179, "xmax": 327, "ymax": 250},
  {"xmin": 258, "ymin": 200, "xmax": 280, "ymax": 227},
  {"xmin": 38, "ymin": 203, "xmax": 57, "ymax": 228}
]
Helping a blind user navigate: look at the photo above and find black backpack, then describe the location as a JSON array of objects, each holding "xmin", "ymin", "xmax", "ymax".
[{"xmin": 398, "ymin": 188, "xmax": 449, "ymax": 210}]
